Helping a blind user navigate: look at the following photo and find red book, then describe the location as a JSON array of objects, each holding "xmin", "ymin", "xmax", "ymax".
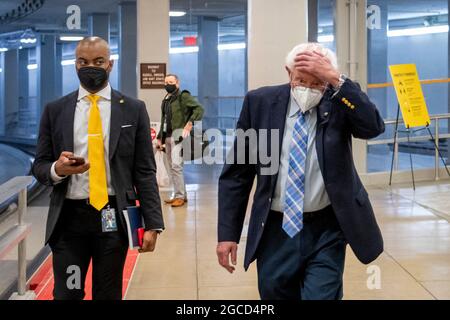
[{"xmin": 137, "ymin": 228, "xmax": 145, "ymax": 247}]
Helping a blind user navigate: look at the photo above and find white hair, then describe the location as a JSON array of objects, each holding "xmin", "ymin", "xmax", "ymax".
[{"xmin": 285, "ymin": 42, "xmax": 338, "ymax": 71}]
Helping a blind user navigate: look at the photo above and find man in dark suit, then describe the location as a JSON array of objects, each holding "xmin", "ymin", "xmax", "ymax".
[
  {"xmin": 217, "ymin": 43, "xmax": 385, "ymax": 300},
  {"xmin": 32, "ymin": 37, "xmax": 164, "ymax": 300}
]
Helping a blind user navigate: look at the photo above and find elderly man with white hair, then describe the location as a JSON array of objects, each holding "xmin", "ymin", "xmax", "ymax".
[{"xmin": 217, "ymin": 42, "xmax": 385, "ymax": 300}]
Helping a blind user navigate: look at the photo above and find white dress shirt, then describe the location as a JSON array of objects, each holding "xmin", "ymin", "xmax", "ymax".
[
  {"xmin": 50, "ymin": 84, "xmax": 116, "ymax": 199},
  {"xmin": 271, "ymin": 93, "xmax": 331, "ymax": 213}
]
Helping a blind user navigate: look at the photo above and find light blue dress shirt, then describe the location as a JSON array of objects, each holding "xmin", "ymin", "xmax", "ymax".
[{"xmin": 271, "ymin": 94, "xmax": 331, "ymax": 213}]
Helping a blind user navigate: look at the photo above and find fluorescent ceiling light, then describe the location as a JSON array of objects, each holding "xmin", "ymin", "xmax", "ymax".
[
  {"xmin": 170, "ymin": 46, "xmax": 199, "ymax": 54},
  {"xmin": 20, "ymin": 38, "xmax": 37, "ymax": 44},
  {"xmin": 388, "ymin": 25, "xmax": 449, "ymax": 37},
  {"xmin": 318, "ymin": 35, "xmax": 334, "ymax": 43},
  {"xmin": 60, "ymin": 54, "xmax": 119, "ymax": 66},
  {"xmin": 317, "ymin": 25, "xmax": 449, "ymax": 43},
  {"xmin": 218, "ymin": 43, "xmax": 246, "ymax": 50},
  {"xmin": 60, "ymin": 36, "xmax": 84, "ymax": 41},
  {"xmin": 27, "ymin": 64, "xmax": 38, "ymax": 70},
  {"xmin": 61, "ymin": 59, "xmax": 75, "ymax": 66},
  {"xmin": 169, "ymin": 42, "xmax": 247, "ymax": 54},
  {"xmin": 0, "ymin": 48, "xmax": 7, "ymax": 52},
  {"xmin": 169, "ymin": 11, "xmax": 186, "ymax": 17}
]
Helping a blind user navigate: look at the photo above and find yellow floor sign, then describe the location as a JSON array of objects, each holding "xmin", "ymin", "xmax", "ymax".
[{"xmin": 389, "ymin": 64, "xmax": 431, "ymax": 128}]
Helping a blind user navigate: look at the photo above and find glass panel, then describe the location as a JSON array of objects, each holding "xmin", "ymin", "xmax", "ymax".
[
  {"xmin": 367, "ymin": 0, "xmax": 449, "ymax": 173},
  {"xmin": 169, "ymin": 0, "xmax": 247, "ymax": 132},
  {"xmin": 318, "ymin": 0, "xmax": 336, "ymax": 51},
  {"xmin": 169, "ymin": 6, "xmax": 199, "ymax": 96}
]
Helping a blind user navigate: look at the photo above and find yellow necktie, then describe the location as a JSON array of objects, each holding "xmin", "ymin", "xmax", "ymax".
[{"xmin": 87, "ymin": 94, "xmax": 108, "ymax": 211}]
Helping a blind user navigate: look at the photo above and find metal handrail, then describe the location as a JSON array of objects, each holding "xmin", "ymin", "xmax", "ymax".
[
  {"xmin": 0, "ymin": 176, "xmax": 35, "ymax": 300},
  {"xmin": 368, "ymin": 113, "xmax": 450, "ymax": 180}
]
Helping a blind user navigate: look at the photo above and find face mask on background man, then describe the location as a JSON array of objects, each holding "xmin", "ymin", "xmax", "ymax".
[
  {"xmin": 165, "ymin": 84, "xmax": 177, "ymax": 94},
  {"xmin": 77, "ymin": 66, "xmax": 109, "ymax": 92},
  {"xmin": 292, "ymin": 86, "xmax": 324, "ymax": 114}
]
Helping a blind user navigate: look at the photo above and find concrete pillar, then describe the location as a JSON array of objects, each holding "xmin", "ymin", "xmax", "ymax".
[
  {"xmin": 137, "ymin": 0, "xmax": 169, "ymax": 122},
  {"xmin": 367, "ymin": 0, "xmax": 388, "ymax": 119},
  {"xmin": 335, "ymin": 0, "xmax": 368, "ymax": 174},
  {"xmin": 198, "ymin": 16, "xmax": 219, "ymax": 129},
  {"xmin": 18, "ymin": 49, "xmax": 29, "ymax": 118},
  {"xmin": 447, "ymin": 0, "xmax": 450, "ymax": 164},
  {"xmin": 119, "ymin": 1, "xmax": 137, "ymax": 97},
  {"xmin": 4, "ymin": 50, "xmax": 19, "ymax": 137},
  {"xmin": 308, "ymin": 0, "xmax": 318, "ymax": 42},
  {"xmin": 247, "ymin": 0, "xmax": 308, "ymax": 90},
  {"xmin": 244, "ymin": 12, "xmax": 248, "ymax": 94},
  {"xmin": 54, "ymin": 42, "xmax": 63, "ymax": 98},
  {"xmin": 88, "ymin": 13, "xmax": 110, "ymax": 42},
  {"xmin": 37, "ymin": 35, "xmax": 57, "ymax": 118},
  {"xmin": 0, "ymin": 53, "xmax": 4, "ymax": 135}
]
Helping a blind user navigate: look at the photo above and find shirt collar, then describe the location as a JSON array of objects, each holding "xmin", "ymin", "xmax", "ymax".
[{"xmin": 78, "ymin": 83, "xmax": 112, "ymax": 101}]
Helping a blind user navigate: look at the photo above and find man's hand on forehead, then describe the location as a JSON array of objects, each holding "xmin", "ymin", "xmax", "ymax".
[{"xmin": 293, "ymin": 50, "xmax": 340, "ymax": 87}]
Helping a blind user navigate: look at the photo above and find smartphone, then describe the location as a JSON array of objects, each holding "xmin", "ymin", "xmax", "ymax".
[{"xmin": 68, "ymin": 156, "xmax": 86, "ymax": 166}]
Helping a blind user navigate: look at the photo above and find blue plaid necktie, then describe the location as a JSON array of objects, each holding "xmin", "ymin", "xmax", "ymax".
[{"xmin": 283, "ymin": 111, "xmax": 308, "ymax": 238}]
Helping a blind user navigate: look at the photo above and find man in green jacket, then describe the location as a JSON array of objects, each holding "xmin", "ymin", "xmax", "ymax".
[{"xmin": 157, "ymin": 74, "xmax": 204, "ymax": 207}]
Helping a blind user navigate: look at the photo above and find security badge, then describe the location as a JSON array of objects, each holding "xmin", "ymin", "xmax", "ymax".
[{"xmin": 101, "ymin": 205, "xmax": 118, "ymax": 232}]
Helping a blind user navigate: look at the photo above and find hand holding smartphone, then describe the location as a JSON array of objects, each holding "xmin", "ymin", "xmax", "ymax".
[{"xmin": 68, "ymin": 156, "xmax": 86, "ymax": 166}]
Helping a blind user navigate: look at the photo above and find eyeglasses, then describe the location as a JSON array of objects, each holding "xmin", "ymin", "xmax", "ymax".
[{"xmin": 291, "ymin": 78, "xmax": 327, "ymax": 91}]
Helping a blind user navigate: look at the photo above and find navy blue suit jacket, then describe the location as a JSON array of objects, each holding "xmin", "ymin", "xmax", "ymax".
[
  {"xmin": 218, "ymin": 79, "xmax": 385, "ymax": 270},
  {"xmin": 32, "ymin": 89, "xmax": 164, "ymax": 244}
]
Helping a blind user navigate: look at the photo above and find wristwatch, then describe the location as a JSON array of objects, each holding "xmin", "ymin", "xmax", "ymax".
[{"xmin": 334, "ymin": 74, "xmax": 347, "ymax": 91}]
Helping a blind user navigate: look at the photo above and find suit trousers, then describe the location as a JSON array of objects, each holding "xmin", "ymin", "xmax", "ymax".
[
  {"xmin": 49, "ymin": 198, "xmax": 128, "ymax": 300},
  {"xmin": 256, "ymin": 206, "xmax": 347, "ymax": 300},
  {"xmin": 165, "ymin": 137, "xmax": 186, "ymax": 199}
]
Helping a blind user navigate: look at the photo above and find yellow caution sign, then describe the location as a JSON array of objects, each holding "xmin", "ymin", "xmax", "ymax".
[{"xmin": 389, "ymin": 64, "xmax": 431, "ymax": 128}]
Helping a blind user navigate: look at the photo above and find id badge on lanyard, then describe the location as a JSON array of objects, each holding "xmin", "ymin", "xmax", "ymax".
[{"xmin": 101, "ymin": 205, "xmax": 118, "ymax": 232}]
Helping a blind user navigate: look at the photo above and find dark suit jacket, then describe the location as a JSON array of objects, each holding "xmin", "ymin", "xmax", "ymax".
[
  {"xmin": 218, "ymin": 79, "xmax": 385, "ymax": 270},
  {"xmin": 32, "ymin": 89, "xmax": 164, "ymax": 244}
]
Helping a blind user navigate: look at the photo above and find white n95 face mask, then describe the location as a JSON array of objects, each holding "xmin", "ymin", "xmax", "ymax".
[{"xmin": 292, "ymin": 86, "xmax": 324, "ymax": 113}]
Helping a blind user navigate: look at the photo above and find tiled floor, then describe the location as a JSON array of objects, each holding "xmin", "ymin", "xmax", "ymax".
[{"xmin": 125, "ymin": 180, "xmax": 450, "ymax": 300}]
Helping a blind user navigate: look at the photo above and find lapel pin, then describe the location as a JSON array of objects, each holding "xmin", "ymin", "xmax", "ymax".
[
  {"xmin": 324, "ymin": 112, "xmax": 329, "ymax": 117},
  {"xmin": 120, "ymin": 99, "xmax": 125, "ymax": 104}
]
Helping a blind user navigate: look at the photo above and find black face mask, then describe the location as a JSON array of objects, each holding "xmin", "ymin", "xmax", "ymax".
[
  {"xmin": 77, "ymin": 67, "xmax": 109, "ymax": 92},
  {"xmin": 165, "ymin": 84, "xmax": 177, "ymax": 94}
]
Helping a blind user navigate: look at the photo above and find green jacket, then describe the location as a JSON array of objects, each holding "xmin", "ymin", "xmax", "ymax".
[{"xmin": 157, "ymin": 89, "xmax": 204, "ymax": 143}]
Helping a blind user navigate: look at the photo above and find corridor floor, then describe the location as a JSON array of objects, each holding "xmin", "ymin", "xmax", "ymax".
[{"xmin": 125, "ymin": 180, "xmax": 450, "ymax": 300}]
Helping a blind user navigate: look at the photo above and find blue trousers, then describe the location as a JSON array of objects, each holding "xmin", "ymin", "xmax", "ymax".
[{"xmin": 256, "ymin": 206, "xmax": 347, "ymax": 300}]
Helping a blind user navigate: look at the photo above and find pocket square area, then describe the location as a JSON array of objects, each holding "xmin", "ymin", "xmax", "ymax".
[{"xmin": 121, "ymin": 125, "xmax": 134, "ymax": 128}]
